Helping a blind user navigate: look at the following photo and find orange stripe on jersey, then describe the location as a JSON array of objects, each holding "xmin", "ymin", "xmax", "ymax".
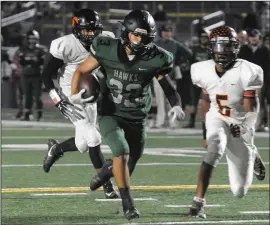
[{"xmin": 243, "ymin": 90, "xmax": 257, "ymax": 98}]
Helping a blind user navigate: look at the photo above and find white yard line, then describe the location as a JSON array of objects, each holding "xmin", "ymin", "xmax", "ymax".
[
  {"xmin": 2, "ymin": 144, "xmax": 268, "ymax": 151},
  {"xmin": 2, "ymin": 127, "xmax": 73, "ymax": 130},
  {"xmin": 0, "ymin": 163, "xmax": 208, "ymax": 168},
  {"xmin": 41, "ymin": 220, "xmax": 270, "ymax": 225},
  {"xmin": 239, "ymin": 211, "xmax": 269, "ymax": 214},
  {"xmin": 5, "ymin": 162, "xmax": 269, "ymax": 168},
  {"xmin": 165, "ymin": 204, "xmax": 225, "ymax": 208},
  {"xmin": 1, "ymin": 145, "xmax": 205, "ymax": 158},
  {"xmin": 2, "ymin": 120, "xmax": 74, "ymax": 128},
  {"xmin": 2, "ymin": 135, "xmax": 203, "ymax": 139},
  {"xmin": 31, "ymin": 193, "xmax": 88, "ymax": 196},
  {"xmin": 168, "ymin": 129, "xmax": 270, "ymax": 138},
  {"xmin": 2, "ymin": 120, "xmax": 269, "ymax": 137},
  {"xmin": 95, "ymin": 198, "xmax": 157, "ymax": 202},
  {"xmin": 121, "ymin": 220, "xmax": 270, "ymax": 225}
]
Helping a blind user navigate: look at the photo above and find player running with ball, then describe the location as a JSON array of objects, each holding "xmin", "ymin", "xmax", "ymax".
[{"xmin": 70, "ymin": 9, "xmax": 185, "ymax": 220}]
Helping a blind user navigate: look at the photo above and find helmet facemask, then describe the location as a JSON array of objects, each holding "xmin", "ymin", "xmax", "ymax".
[
  {"xmin": 74, "ymin": 24, "xmax": 102, "ymax": 46},
  {"xmin": 120, "ymin": 26, "xmax": 155, "ymax": 56},
  {"xmin": 208, "ymin": 37, "xmax": 240, "ymax": 69}
]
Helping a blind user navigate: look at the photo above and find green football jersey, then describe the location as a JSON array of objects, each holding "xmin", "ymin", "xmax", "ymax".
[{"xmin": 91, "ymin": 36, "xmax": 173, "ymax": 120}]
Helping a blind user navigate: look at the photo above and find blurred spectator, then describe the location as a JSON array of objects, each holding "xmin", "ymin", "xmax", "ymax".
[
  {"xmin": 143, "ymin": 4, "xmax": 149, "ymax": 11},
  {"xmin": 15, "ymin": 30, "xmax": 48, "ymax": 121},
  {"xmin": 263, "ymin": 32, "xmax": 270, "ymax": 50},
  {"xmin": 238, "ymin": 29, "xmax": 270, "ymax": 132},
  {"xmin": 153, "ymin": 23, "xmax": 193, "ymax": 128},
  {"xmin": 153, "ymin": 4, "xmax": 167, "ymax": 22},
  {"xmin": 1, "ymin": 35, "xmax": 18, "ymax": 108},
  {"xmin": 1, "ymin": 39, "xmax": 16, "ymax": 81},
  {"xmin": 243, "ymin": 13, "xmax": 259, "ymax": 30},
  {"xmin": 184, "ymin": 29, "xmax": 211, "ymax": 128},
  {"xmin": 237, "ymin": 29, "xmax": 248, "ymax": 46},
  {"xmin": 261, "ymin": 32, "xmax": 270, "ymax": 131}
]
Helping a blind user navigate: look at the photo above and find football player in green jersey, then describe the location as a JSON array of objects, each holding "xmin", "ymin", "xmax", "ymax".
[{"xmin": 70, "ymin": 9, "xmax": 185, "ymax": 220}]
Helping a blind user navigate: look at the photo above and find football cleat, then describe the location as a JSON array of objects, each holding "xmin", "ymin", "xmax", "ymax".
[
  {"xmin": 15, "ymin": 111, "xmax": 23, "ymax": 119},
  {"xmin": 124, "ymin": 207, "xmax": 140, "ymax": 221},
  {"xmin": 90, "ymin": 174, "xmax": 103, "ymax": 190},
  {"xmin": 37, "ymin": 111, "xmax": 43, "ymax": 121},
  {"xmin": 90, "ymin": 159, "xmax": 113, "ymax": 190},
  {"xmin": 43, "ymin": 139, "xmax": 62, "ymax": 173},
  {"xmin": 189, "ymin": 198, "xmax": 206, "ymax": 219},
  {"xmin": 103, "ymin": 180, "xmax": 119, "ymax": 199},
  {"xmin": 254, "ymin": 154, "xmax": 266, "ymax": 181}
]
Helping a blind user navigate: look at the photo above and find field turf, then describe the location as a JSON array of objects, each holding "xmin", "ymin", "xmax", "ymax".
[{"xmin": 1, "ymin": 121, "xmax": 269, "ymax": 225}]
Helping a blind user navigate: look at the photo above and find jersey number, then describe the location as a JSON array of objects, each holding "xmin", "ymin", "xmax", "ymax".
[
  {"xmin": 109, "ymin": 78, "xmax": 142, "ymax": 107},
  {"xmin": 216, "ymin": 94, "xmax": 232, "ymax": 117}
]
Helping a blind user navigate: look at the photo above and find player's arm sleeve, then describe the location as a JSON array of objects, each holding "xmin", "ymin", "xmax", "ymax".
[
  {"xmin": 242, "ymin": 66, "xmax": 264, "ymax": 98},
  {"xmin": 157, "ymin": 73, "xmax": 182, "ymax": 107},
  {"xmin": 155, "ymin": 53, "xmax": 182, "ymax": 107},
  {"xmin": 41, "ymin": 53, "xmax": 64, "ymax": 90}
]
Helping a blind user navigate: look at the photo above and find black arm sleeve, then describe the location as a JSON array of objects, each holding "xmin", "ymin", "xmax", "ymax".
[
  {"xmin": 157, "ymin": 75, "xmax": 182, "ymax": 107},
  {"xmin": 41, "ymin": 53, "xmax": 64, "ymax": 91}
]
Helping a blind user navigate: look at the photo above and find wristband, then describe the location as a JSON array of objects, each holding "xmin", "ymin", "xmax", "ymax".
[
  {"xmin": 49, "ymin": 89, "xmax": 62, "ymax": 105},
  {"xmin": 202, "ymin": 121, "xmax": 207, "ymax": 140}
]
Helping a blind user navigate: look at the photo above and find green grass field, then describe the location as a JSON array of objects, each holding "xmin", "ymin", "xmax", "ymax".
[{"xmin": 1, "ymin": 122, "xmax": 269, "ymax": 225}]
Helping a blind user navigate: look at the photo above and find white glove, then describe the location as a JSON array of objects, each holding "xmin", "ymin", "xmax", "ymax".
[
  {"xmin": 49, "ymin": 89, "xmax": 84, "ymax": 121},
  {"xmin": 69, "ymin": 89, "xmax": 94, "ymax": 105},
  {"xmin": 168, "ymin": 106, "xmax": 185, "ymax": 123}
]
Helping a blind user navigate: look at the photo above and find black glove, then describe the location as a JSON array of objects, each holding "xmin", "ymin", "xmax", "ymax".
[{"xmin": 230, "ymin": 124, "xmax": 241, "ymax": 138}]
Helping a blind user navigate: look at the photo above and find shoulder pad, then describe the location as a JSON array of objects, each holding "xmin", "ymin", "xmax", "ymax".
[
  {"xmin": 239, "ymin": 60, "xmax": 264, "ymax": 90},
  {"xmin": 90, "ymin": 36, "xmax": 113, "ymax": 57},
  {"xmin": 191, "ymin": 60, "xmax": 213, "ymax": 88},
  {"xmin": 154, "ymin": 46, "xmax": 174, "ymax": 75},
  {"xmin": 50, "ymin": 36, "xmax": 69, "ymax": 60},
  {"xmin": 156, "ymin": 46, "xmax": 174, "ymax": 65}
]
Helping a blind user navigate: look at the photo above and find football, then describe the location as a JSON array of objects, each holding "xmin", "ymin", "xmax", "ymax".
[{"xmin": 78, "ymin": 72, "xmax": 100, "ymax": 102}]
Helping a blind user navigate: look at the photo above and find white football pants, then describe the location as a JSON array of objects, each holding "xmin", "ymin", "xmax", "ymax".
[
  {"xmin": 60, "ymin": 85, "xmax": 101, "ymax": 152},
  {"xmin": 205, "ymin": 111, "xmax": 256, "ymax": 198}
]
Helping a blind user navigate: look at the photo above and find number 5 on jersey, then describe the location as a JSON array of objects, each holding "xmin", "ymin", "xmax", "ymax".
[{"xmin": 216, "ymin": 94, "xmax": 232, "ymax": 117}]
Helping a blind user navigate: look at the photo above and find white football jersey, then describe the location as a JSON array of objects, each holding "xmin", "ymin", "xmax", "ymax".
[
  {"xmin": 191, "ymin": 59, "xmax": 263, "ymax": 124},
  {"xmin": 49, "ymin": 31, "xmax": 115, "ymax": 87}
]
